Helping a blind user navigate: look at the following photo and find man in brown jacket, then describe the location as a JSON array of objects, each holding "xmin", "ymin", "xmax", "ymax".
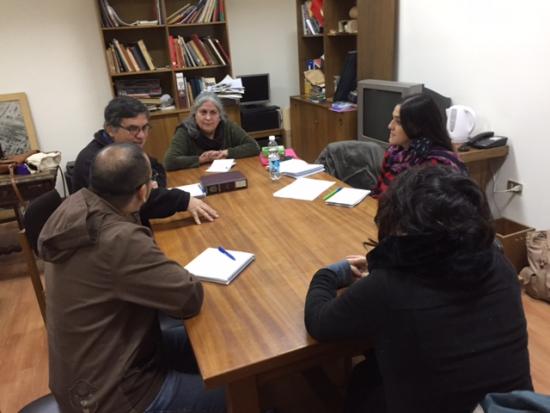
[{"xmin": 39, "ymin": 144, "xmax": 225, "ymax": 412}]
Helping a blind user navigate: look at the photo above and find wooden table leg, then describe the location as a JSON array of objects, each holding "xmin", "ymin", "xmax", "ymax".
[{"xmin": 226, "ymin": 376, "xmax": 261, "ymax": 413}]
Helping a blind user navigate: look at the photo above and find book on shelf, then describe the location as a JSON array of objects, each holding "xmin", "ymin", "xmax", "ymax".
[
  {"xmin": 175, "ymin": 73, "xmax": 189, "ymax": 109},
  {"xmin": 184, "ymin": 247, "xmax": 255, "ymax": 285},
  {"xmin": 137, "ymin": 40, "xmax": 155, "ymax": 70}
]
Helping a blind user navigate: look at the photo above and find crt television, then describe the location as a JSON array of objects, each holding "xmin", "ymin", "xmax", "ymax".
[
  {"xmin": 358, "ymin": 79, "xmax": 451, "ymax": 147},
  {"xmin": 238, "ymin": 73, "xmax": 270, "ymax": 106}
]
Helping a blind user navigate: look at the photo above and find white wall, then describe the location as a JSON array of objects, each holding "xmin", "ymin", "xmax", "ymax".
[
  {"xmin": 0, "ymin": 1, "xmax": 112, "ymax": 167},
  {"xmin": 225, "ymin": 0, "xmax": 300, "ymax": 109},
  {"xmin": 2, "ymin": 0, "xmax": 547, "ymax": 228},
  {"xmin": 398, "ymin": 0, "xmax": 550, "ymax": 229}
]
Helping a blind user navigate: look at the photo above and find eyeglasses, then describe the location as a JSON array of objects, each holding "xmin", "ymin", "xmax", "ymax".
[
  {"xmin": 118, "ymin": 124, "xmax": 152, "ymax": 135},
  {"xmin": 135, "ymin": 171, "xmax": 159, "ymax": 191}
]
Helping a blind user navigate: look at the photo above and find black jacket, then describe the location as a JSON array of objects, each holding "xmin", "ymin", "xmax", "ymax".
[
  {"xmin": 73, "ymin": 131, "xmax": 190, "ymax": 225},
  {"xmin": 305, "ymin": 235, "xmax": 532, "ymax": 413}
]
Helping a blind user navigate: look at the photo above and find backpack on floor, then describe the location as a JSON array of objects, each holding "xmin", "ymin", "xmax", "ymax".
[{"xmin": 518, "ymin": 230, "xmax": 550, "ymax": 303}]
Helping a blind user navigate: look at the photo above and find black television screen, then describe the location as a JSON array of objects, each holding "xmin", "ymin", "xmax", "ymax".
[
  {"xmin": 238, "ymin": 73, "xmax": 270, "ymax": 105},
  {"xmin": 362, "ymin": 89, "xmax": 402, "ymax": 143}
]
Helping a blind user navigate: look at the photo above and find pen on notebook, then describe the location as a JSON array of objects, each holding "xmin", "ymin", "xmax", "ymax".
[
  {"xmin": 323, "ymin": 187, "xmax": 342, "ymax": 201},
  {"xmin": 218, "ymin": 246, "xmax": 236, "ymax": 261}
]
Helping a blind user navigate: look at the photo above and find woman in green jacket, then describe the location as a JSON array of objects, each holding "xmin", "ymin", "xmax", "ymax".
[{"xmin": 164, "ymin": 91, "xmax": 260, "ymax": 170}]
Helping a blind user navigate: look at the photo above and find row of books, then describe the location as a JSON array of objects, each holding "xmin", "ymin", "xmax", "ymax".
[
  {"xmin": 169, "ymin": 35, "xmax": 230, "ymax": 69},
  {"xmin": 100, "ymin": 0, "xmax": 161, "ymax": 27},
  {"xmin": 176, "ymin": 74, "xmax": 218, "ymax": 109},
  {"xmin": 166, "ymin": 0, "xmax": 225, "ymax": 25},
  {"xmin": 301, "ymin": 0, "xmax": 322, "ymax": 35},
  {"xmin": 106, "ymin": 39, "xmax": 156, "ymax": 74}
]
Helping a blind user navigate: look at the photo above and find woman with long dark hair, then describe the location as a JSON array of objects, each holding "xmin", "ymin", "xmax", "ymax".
[
  {"xmin": 372, "ymin": 93, "xmax": 466, "ymax": 197},
  {"xmin": 305, "ymin": 166, "xmax": 532, "ymax": 413}
]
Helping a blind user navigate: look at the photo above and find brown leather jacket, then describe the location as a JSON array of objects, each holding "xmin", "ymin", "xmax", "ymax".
[{"xmin": 38, "ymin": 188, "xmax": 203, "ymax": 412}]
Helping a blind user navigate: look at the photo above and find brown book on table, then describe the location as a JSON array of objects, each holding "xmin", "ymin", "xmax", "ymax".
[{"xmin": 200, "ymin": 171, "xmax": 247, "ymax": 195}]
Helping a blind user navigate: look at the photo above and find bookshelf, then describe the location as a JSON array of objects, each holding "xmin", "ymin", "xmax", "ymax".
[
  {"xmin": 291, "ymin": 0, "xmax": 397, "ymax": 162},
  {"xmin": 95, "ymin": 0, "xmax": 239, "ymax": 161}
]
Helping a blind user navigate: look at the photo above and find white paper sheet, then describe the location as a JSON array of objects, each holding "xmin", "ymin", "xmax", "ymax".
[
  {"xmin": 206, "ymin": 159, "xmax": 235, "ymax": 173},
  {"xmin": 174, "ymin": 183, "xmax": 206, "ymax": 198},
  {"xmin": 273, "ymin": 177, "xmax": 335, "ymax": 201}
]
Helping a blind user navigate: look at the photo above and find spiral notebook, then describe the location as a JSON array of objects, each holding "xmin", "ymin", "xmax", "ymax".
[{"xmin": 184, "ymin": 247, "xmax": 255, "ymax": 285}]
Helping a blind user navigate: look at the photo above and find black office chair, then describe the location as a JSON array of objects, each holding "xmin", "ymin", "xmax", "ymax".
[
  {"xmin": 18, "ymin": 190, "xmax": 63, "ymax": 323},
  {"xmin": 19, "ymin": 394, "xmax": 60, "ymax": 413},
  {"xmin": 17, "ymin": 191, "xmax": 63, "ymax": 411}
]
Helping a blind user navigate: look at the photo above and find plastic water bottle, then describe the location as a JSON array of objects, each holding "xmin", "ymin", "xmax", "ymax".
[{"xmin": 267, "ymin": 135, "xmax": 281, "ymax": 181}]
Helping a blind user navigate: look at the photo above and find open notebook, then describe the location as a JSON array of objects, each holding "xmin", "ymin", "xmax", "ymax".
[{"xmin": 184, "ymin": 247, "xmax": 255, "ymax": 285}]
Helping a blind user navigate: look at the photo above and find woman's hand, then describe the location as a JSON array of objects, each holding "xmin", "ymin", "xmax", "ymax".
[
  {"xmin": 346, "ymin": 255, "xmax": 368, "ymax": 278},
  {"xmin": 211, "ymin": 150, "xmax": 228, "ymax": 159},
  {"xmin": 199, "ymin": 151, "xmax": 217, "ymax": 164}
]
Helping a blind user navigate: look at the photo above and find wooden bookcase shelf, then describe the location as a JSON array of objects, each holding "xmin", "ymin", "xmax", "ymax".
[
  {"xmin": 290, "ymin": 0, "xmax": 397, "ymax": 162},
  {"xmin": 94, "ymin": 0, "xmax": 235, "ymax": 161}
]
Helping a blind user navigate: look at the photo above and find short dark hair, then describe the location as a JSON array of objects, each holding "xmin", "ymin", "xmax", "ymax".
[
  {"xmin": 90, "ymin": 143, "xmax": 150, "ymax": 206},
  {"xmin": 375, "ymin": 165, "xmax": 494, "ymax": 249},
  {"xmin": 104, "ymin": 96, "xmax": 149, "ymax": 128},
  {"xmin": 399, "ymin": 93, "xmax": 453, "ymax": 151}
]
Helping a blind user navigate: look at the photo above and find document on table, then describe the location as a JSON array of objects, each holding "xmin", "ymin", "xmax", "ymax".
[
  {"xmin": 184, "ymin": 247, "xmax": 255, "ymax": 285},
  {"xmin": 273, "ymin": 177, "xmax": 335, "ymax": 201},
  {"xmin": 206, "ymin": 159, "xmax": 235, "ymax": 172},
  {"xmin": 279, "ymin": 159, "xmax": 325, "ymax": 178},
  {"xmin": 174, "ymin": 183, "xmax": 206, "ymax": 198},
  {"xmin": 325, "ymin": 188, "xmax": 370, "ymax": 207}
]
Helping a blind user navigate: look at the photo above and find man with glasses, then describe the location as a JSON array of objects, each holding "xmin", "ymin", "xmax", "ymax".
[
  {"xmin": 73, "ymin": 96, "xmax": 218, "ymax": 226},
  {"xmin": 40, "ymin": 143, "xmax": 226, "ymax": 412}
]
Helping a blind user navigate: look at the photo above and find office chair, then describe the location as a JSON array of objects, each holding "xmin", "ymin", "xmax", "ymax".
[
  {"xmin": 18, "ymin": 189, "xmax": 62, "ymax": 324},
  {"xmin": 18, "ymin": 394, "xmax": 60, "ymax": 413},
  {"xmin": 17, "ymin": 190, "xmax": 63, "ymax": 412}
]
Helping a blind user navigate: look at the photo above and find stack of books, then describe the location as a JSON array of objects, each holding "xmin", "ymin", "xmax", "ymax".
[{"xmin": 115, "ymin": 79, "xmax": 162, "ymax": 110}]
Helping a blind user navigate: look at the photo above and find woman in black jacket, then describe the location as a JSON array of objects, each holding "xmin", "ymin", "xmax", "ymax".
[{"xmin": 305, "ymin": 166, "xmax": 532, "ymax": 413}]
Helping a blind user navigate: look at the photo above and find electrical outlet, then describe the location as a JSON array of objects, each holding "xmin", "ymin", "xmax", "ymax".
[{"xmin": 506, "ymin": 180, "xmax": 523, "ymax": 194}]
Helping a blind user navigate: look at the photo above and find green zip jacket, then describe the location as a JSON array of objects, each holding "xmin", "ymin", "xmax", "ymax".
[{"xmin": 164, "ymin": 120, "xmax": 260, "ymax": 170}]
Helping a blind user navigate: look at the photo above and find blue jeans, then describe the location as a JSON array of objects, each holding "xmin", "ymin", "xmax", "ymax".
[{"xmin": 145, "ymin": 324, "xmax": 226, "ymax": 413}]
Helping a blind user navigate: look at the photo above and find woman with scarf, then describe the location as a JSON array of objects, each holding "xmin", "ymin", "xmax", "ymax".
[
  {"xmin": 164, "ymin": 92, "xmax": 260, "ymax": 171},
  {"xmin": 371, "ymin": 93, "xmax": 466, "ymax": 197},
  {"xmin": 305, "ymin": 166, "xmax": 532, "ymax": 413}
]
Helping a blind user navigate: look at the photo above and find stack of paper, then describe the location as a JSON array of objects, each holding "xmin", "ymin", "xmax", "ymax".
[
  {"xmin": 279, "ymin": 159, "xmax": 325, "ymax": 178},
  {"xmin": 325, "ymin": 188, "xmax": 370, "ymax": 207},
  {"xmin": 273, "ymin": 177, "xmax": 335, "ymax": 201},
  {"xmin": 175, "ymin": 183, "xmax": 206, "ymax": 198},
  {"xmin": 206, "ymin": 75, "xmax": 244, "ymax": 99},
  {"xmin": 185, "ymin": 247, "xmax": 255, "ymax": 285},
  {"xmin": 206, "ymin": 159, "xmax": 235, "ymax": 172}
]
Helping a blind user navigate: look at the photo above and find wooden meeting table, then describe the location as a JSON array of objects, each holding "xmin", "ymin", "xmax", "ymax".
[{"xmin": 152, "ymin": 157, "xmax": 378, "ymax": 412}]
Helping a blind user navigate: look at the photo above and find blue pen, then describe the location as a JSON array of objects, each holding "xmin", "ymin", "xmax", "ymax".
[{"xmin": 218, "ymin": 246, "xmax": 236, "ymax": 261}]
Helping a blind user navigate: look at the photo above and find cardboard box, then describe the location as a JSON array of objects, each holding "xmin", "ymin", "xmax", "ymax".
[{"xmin": 494, "ymin": 218, "xmax": 534, "ymax": 272}]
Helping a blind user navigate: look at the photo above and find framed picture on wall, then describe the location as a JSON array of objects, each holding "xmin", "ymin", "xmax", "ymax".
[{"xmin": 0, "ymin": 92, "xmax": 39, "ymax": 156}]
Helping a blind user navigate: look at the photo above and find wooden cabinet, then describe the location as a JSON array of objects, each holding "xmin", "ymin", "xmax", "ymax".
[
  {"xmin": 290, "ymin": 96, "xmax": 357, "ymax": 163},
  {"xmin": 94, "ymin": 0, "xmax": 235, "ymax": 161},
  {"xmin": 292, "ymin": 0, "xmax": 396, "ymax": 161}
]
